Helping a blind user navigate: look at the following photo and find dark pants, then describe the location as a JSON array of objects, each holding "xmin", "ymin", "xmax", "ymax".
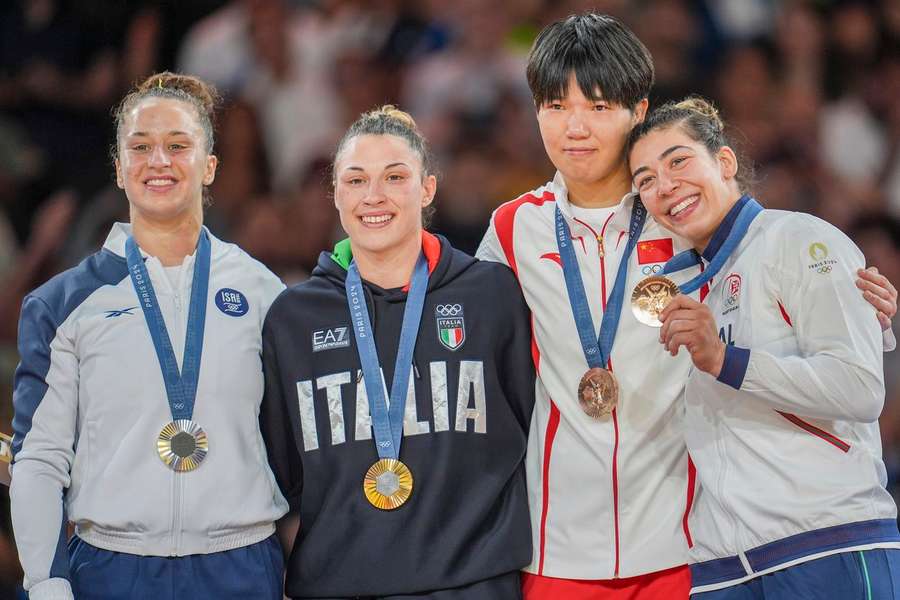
[
  {"xmin": 303, "ymin": 570, "xmax": 522, "ymax": 600},
  {"xmin": 693, "ymin": 548, "xmax": 900, "ymax": 599},
  {"xmin": 68, "ymin": 534, "xmax": 283, "ymax": 600}
]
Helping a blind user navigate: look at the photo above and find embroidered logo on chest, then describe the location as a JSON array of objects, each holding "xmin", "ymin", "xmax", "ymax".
[
  {"xmin": 312, "ymin": 326, "xmax": 350, "ymax": 352},
  {"xmin": 435, "ymin": 304, "xmax": 465, "ymax": 351},
  {"xmin": 215, "ymin": 288, "xmax": 249, "ymax": 317},
  {"xmin": 104, "ymin": 306, "xmax": 138, "ymax": 318},
  {"xmin": 722, "ymin": 273, "xmax": 741, "ymax": 315}
]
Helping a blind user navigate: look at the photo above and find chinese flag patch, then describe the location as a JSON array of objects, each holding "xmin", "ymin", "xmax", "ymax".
[{"xmin": 637, "ymin": 238, "xmax": 674, "ymax": 264}]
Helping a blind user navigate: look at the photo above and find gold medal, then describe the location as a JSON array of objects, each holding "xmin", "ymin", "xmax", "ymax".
[
  {"xmin": 157, "ymin": 420, "xmax": 208, "ymax": 472},
  {"xmin": 578, "ymin": 367, "xmax": 619, "ymax": 419},
  {"xmin": 363, "ymin": 458, "xmax": 413, "ymax": 510},
  {"xmin": 631, "ymin": 275, "xmax": 680, "ymax": 327}
]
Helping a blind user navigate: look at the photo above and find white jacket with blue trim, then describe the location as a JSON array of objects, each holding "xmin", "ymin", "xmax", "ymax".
[
  {"xmin": 10, "ymin": 223, "xmax": 289, "ymax": 600},
  {"xmin": 684, "ymin": 208, "xmax": 899, "ymax": 592}
]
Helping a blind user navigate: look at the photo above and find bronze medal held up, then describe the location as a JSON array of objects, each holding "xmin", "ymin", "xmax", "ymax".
[{"xmin": 631, "ymin": 275, "xmax": 680, "ymax": 327}]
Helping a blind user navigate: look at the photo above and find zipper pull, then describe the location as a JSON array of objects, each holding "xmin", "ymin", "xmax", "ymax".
[{"xmin": 597, "ymin": 235, "xmax": 605, "ymax": 258}]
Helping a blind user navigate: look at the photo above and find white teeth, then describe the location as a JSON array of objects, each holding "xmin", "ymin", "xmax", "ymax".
[
  {"xmin": 146, "ymin": 179, "xmax": 175, "ymax": 186},
  {"xmin": 670, "ymin": 195, "xmax": 698, "ymax": 216},
  {"xmin": 362, "ymin": 215, "xmax": 392, "ymax": 224}
]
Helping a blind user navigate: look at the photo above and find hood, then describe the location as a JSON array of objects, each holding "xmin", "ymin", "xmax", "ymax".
[{"xmin": 312, "ymin": 232, "xmax": 477, "ymax": 302}]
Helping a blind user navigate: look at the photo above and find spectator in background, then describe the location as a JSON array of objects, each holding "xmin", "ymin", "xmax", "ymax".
[
  {"xmin": 401, "ymin": 0, "xmax": 533, "ymax": 151},
  {"xmin": 178, "ymin": 0, "xmax": 343, "ymax": 193}
]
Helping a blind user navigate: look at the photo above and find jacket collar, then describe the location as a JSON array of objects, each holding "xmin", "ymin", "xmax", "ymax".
[
  {"xmin": 549, "ymin": 171, "xmax": 640, "ymax": 237},
  {"xmin": 102, "ymin": 222, "xmax": 227, "ymax": 263},
  {"xmin": 329, "ymin": 231, "xmax": 442, "ymax": 278},
  {"xmin": 701, "ymin": 194, "xmax": 750, "ymax": 262}
]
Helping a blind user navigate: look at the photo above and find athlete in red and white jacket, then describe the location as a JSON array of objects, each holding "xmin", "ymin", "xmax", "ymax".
[{"xmin": 477, "ymin": 172, "xmax": 702, "ymax": 580}]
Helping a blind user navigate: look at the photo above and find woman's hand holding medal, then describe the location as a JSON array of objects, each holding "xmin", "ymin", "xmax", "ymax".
[{"xmin": 658, "ymin": 295, "xmax": 726, "ymax": 378}]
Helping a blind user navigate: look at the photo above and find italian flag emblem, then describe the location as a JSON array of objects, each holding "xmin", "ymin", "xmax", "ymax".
[{"xmin": 436, "ymin": 304, "xmax": 465, "ymax": 351}]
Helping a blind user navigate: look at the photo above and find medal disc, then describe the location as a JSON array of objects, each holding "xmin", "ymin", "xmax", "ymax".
[
  {"xmin": 578, "ymin": 367, "xmax": 619, "ymax": 419},
  {"xmin": 157, "ymin": 420, "xmax": 208, "ymax": 472},
  {"xmin": 363, "ymin": 458, "xmax": 413, "ymax": 510},
  {"xmin": 631, "ymin": 275, "xmax": 680, "ymax": 327}
]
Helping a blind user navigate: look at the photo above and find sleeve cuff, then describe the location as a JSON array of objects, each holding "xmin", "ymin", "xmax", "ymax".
[
  {"xmin": 26, "ymin": 577, "xmax": 73, "ymax": 600},
  {"xmin": 717, "ymin": 345, "xmax": 750, "ymax": 390}
]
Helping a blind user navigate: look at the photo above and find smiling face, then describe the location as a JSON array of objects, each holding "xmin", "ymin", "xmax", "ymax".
[
  {"xmin": 333, "ymin": 133, "xmax": 436, "ymax": 259},
  {"xmin": 536, "ymin": 72, "xmax": 647, "ymax": 205},
  {"xmin": 115, "ymin": 97, "xmax": 217, "ymax": 225},
  {"xmin": 629, "ymin": 124, "xmax": 741, "ymax": 250}
]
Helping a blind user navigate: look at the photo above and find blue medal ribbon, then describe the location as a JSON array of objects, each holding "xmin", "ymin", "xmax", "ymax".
[
  {"xmin": 556, "ymin": 199, "xmax": 647, "ymax": 370},
  {"xmin": 125, "ymin": 230, "xmax": 211, "ymax": 421},
  {"xmin": 346, "ymin": 254, "xmax": 428, "ymax": 460},
  {"xmin": 661, "ymin": 195, "xmax": 763, "ymax": 293}
]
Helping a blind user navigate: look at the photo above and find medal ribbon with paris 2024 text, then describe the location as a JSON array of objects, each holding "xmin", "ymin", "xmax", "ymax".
[
  {"xmin": 555, "ymin": 198, "xmax": 647, "ymax": 371},
  {"xmin": 346, "ymin": 254, "xmax": 428, "ymax": 464},
  {"xmin": 126, "ymin": 230, "xmax": 210, "ymax": 422},
  {"xmin": 660, "ymin": 194, "xmax": 763, "ymax": 291}
]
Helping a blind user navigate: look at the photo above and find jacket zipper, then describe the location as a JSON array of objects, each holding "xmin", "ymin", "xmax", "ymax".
[
  {"xmin": 171, "ymin": 285, "xmax": 184, "ymax": 555},
  {"xmin": 574, "ymin": 213, "xmax": 620, "ymax": 577}
]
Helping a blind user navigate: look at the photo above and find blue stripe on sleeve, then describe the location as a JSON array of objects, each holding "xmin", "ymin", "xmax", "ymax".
[
  {"xmin": 12, "ymin": 249, "xmax": 127, "ymax": 458},
  {"xmin": 11, "ymin": 249, "xmax": 127, "ymax": 584},
  {"xmin": 717, "ymin": 345, "xmax": 751, "ymax": 390}
]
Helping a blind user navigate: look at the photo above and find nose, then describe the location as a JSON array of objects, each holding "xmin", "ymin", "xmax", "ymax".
[
  {"xmin": 362, "ymin": 180, "xmax": 387, "ymax": 204},
  {"xmin": 148, "ymin": 145, "xmax": 171, "ymax": 168},
  {"xmin": 566, "ymin": 111, "xmax": 589, "ymax": 138},
  {"xmin": 657, "ymin": 170, "xmax": 678, "ymax": 197}
]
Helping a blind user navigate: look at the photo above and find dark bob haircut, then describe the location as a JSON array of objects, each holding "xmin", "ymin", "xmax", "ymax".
[{"xmin": 526, "ymin": 13, "xmax": 654, "ymax": 111}]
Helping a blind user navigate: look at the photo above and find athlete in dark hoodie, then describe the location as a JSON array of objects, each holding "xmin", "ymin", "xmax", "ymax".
[{"xmin": 260, "ymin": 106, "xmax": 535, "ymax": 599}]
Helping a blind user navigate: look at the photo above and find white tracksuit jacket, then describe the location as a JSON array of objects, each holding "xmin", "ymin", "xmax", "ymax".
[
  {"xmin": 477, "ymin": 173, "xmax": 703, "ymax": 579},
  {"xmin": 684, "ymin": 208, "xmax": 900, "ymax": 593},
  {"xmin": 10, "ymin": 223, "xmax": 289, "ymax": 600}
]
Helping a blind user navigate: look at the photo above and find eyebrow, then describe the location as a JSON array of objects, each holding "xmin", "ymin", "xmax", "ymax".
[
  {"xmin": 128, "ymin": 131, "xmax": 192, "ymax": 138},
  {"xmin": 344, "ymin": 162, "xmax": 411, "ymax": 172},
  {"xmin": 631, "ymin": 145, "xmax": 692, "ymax": 180}
]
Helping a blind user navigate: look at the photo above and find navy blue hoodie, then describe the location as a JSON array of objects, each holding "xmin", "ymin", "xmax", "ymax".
[{"xmin": 260, "ymin": 234, "xmax": 535, "ymax": 598}]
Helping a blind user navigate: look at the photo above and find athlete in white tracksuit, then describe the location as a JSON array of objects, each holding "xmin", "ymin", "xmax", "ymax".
[
  {"xmin": 628, "ymin": 96, "xmax": 900, "ymax": 598},
  {"xmin": 11, "ymin": 224, "xmax": 288, "ymax": 599},
  {"xmin": 11, "ymin": 72, "xmax": 289, "ymax": 600}
]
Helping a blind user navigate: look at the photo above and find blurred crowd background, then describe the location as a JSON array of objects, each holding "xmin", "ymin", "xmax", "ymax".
[{"xmin": 0, "ymin": 0, "xmax": 899, "ymax": 595}]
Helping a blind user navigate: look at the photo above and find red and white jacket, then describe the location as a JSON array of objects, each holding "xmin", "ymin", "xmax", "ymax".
[{"xmin": 477, "ymin": 173, "xmax": 702, "ymax": 579}]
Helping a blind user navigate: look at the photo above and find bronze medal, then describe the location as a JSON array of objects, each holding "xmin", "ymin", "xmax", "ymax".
[
  {"xmin": 631, "ymin": 275, "xmax": 680, "ymax": 327},
  {"xmin": 363, "ymin": 458, "xmax": 414, "ymax": 510},
  {"xmin": 157, "ymin": 420, "xmax": 208, "ymax": 472},
  {"xmin": 578, "ymin": 367, "xmax": 619, "ymax": 419}
]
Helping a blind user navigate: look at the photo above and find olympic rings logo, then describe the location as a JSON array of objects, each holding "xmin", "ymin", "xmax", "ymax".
[
  {"xmin": 817, "ymin": 266, "xmax": 832, "ymax": 274},
  {"xmin": 641, "ymin": 264, "xmax": 663, "ymax": 276},
  {"xmin": 436, "ymin": 304, "xmax": 463, "ymax": 316}
]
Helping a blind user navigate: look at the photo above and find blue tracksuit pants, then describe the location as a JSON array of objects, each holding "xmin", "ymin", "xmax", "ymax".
[
  {"xmin": 692, "ymin": 548, "xmax": 900, "ymax": 599},
  {"xmin": 66, "ymin": 534, "xmax": 283, "ymax": 600}
]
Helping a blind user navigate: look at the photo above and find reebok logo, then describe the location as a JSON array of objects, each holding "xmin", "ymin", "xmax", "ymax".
[{"xmin": 104, "ymin": 307, "xmax": 138, "ymax": 318}]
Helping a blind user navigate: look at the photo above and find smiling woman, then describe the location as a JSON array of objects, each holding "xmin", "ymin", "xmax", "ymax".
[
  {"xmin": 9, "ymin": 72, "xmax": 289, "ymax": 600},
  {"xmin": 259, "ymin": 106, "xmax": 537, "ymax": 599},
  {"xmin": 627, "ymin": 96, "xmax": 900, "ymax": 599},
  {"xmin": 331, "ymin": 106, "xmax": 437, "ymax": 289}
]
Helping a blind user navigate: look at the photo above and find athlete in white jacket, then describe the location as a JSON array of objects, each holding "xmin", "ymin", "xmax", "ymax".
[
  {"xmin": 628, "ymin": 96, "xmax": 900, "ymax": 598},
  {"xmin": 11, "ymin": 73, "xmax": 287, "ymax": 600}
]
